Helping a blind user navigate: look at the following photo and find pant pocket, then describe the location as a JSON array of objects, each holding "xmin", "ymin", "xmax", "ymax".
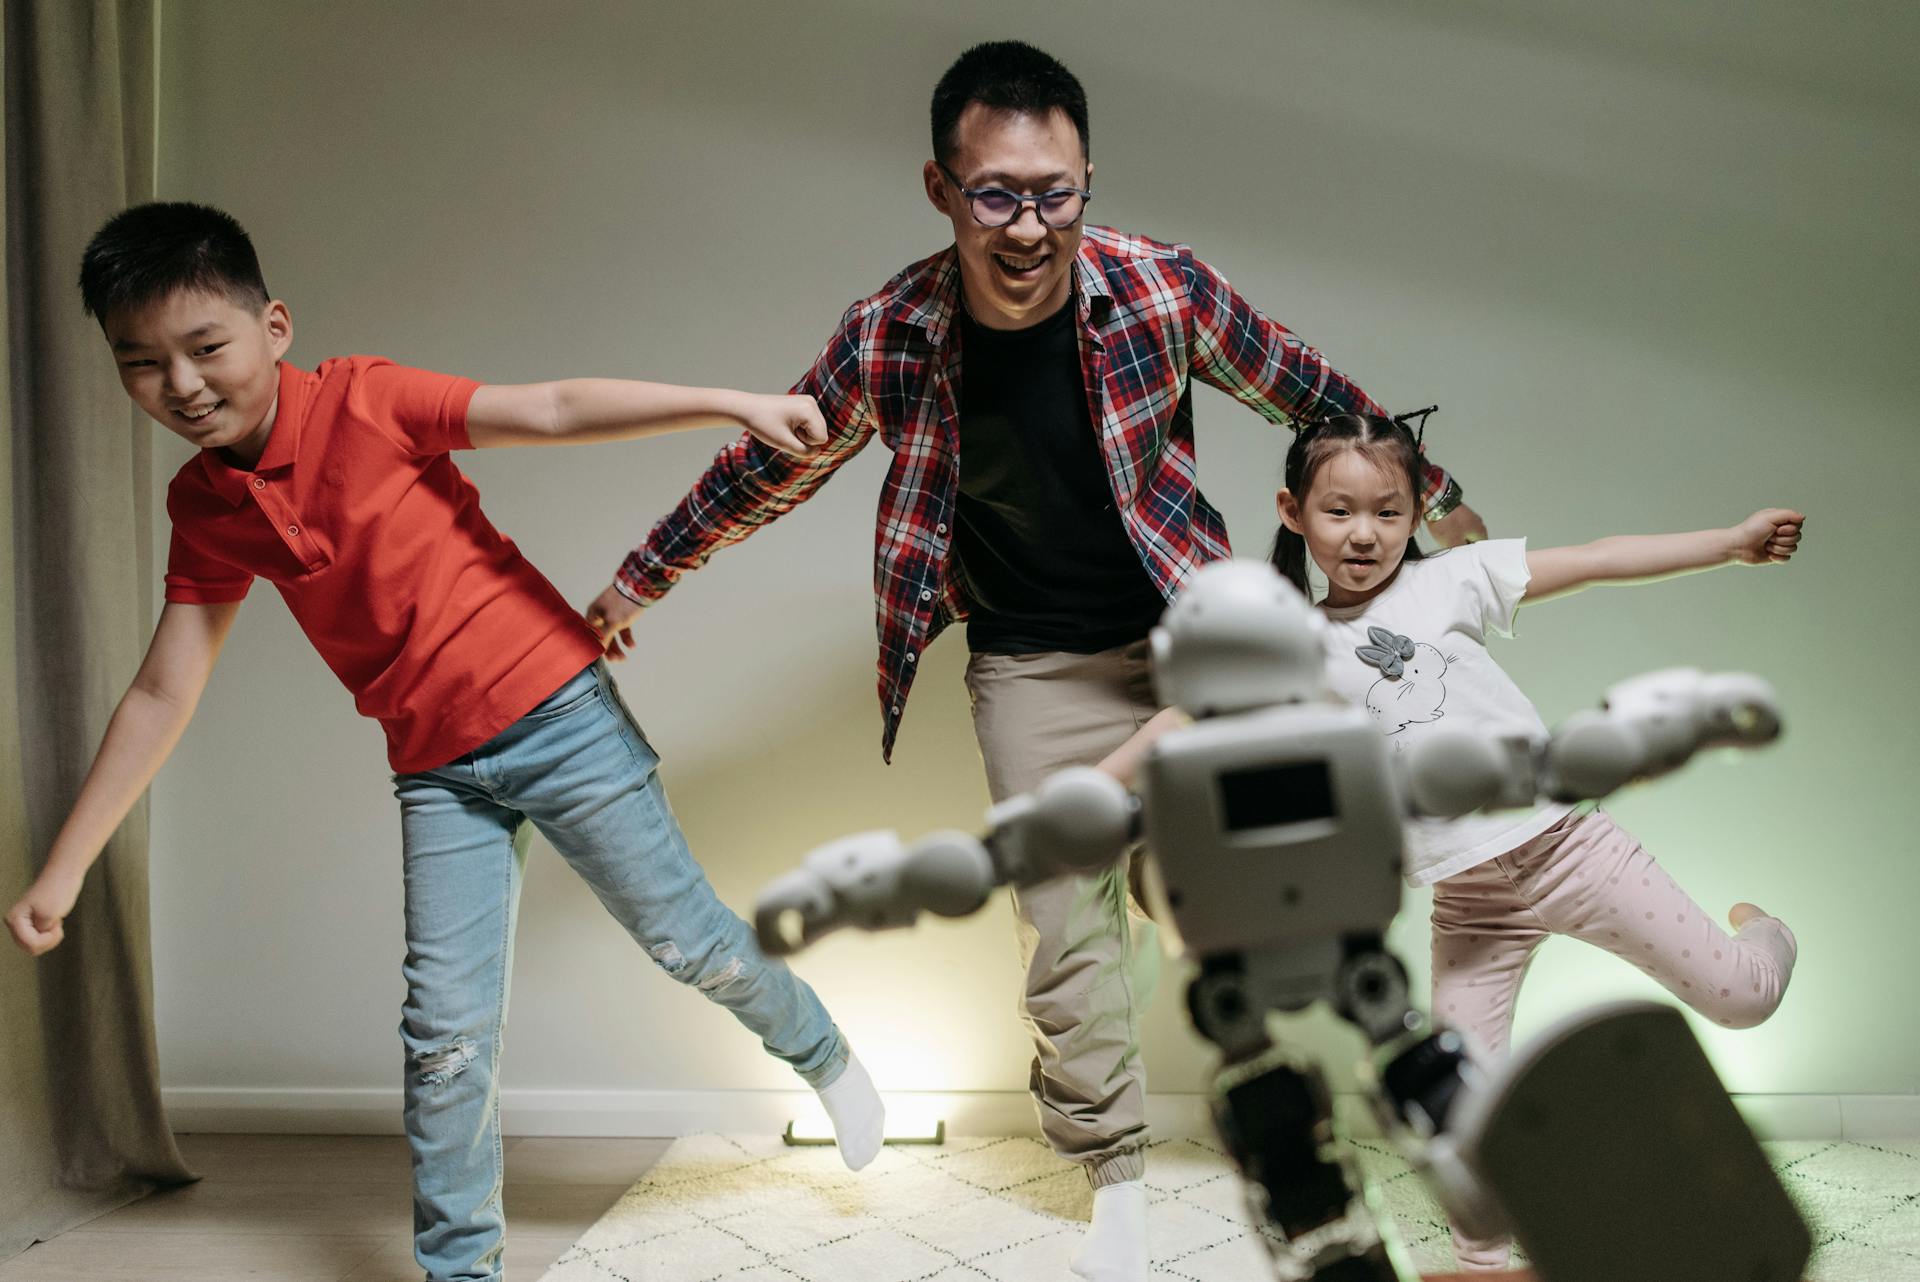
[{"xmin": 519, "ymin": 664, "xmax": 601, "ymax": 723}]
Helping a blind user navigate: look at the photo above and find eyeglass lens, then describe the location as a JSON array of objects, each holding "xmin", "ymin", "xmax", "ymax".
[{"xmin": 971, "ymin": 189, "xmax": 1085, "ymax": 228}]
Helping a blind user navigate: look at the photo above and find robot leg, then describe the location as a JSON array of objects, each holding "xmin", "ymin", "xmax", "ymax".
[{"xmin": 1190, "ymin": 961, "xmax": 1419, "ymax": 1282}]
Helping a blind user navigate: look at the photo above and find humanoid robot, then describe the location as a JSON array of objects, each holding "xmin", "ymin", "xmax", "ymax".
[{"xmin": 755, "ymin": 561, "xmax": 1810, "ymax": 1282}]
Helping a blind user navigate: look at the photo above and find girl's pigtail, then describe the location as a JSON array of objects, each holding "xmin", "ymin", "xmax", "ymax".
[
  {"xmin": 1271, "ymin": 416, "xmax": 1322, "ymax": 596},
  {"xmin": 1267, "ymin": 525, "xmax": 1313, "ymax": 595}
]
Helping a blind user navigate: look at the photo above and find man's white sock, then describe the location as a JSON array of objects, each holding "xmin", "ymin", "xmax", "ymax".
[{"xmin": 1070, "ymin": 1178, "xmax": 1148, "ymax": 1282}]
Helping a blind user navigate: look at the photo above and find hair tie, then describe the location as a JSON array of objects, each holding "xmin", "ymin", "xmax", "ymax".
[{"xmin": 1392, "ymin": 405, "xmax": 1438, "ymax": 449}]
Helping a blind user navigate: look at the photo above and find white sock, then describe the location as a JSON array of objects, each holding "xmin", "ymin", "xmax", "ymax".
[
  {"xmin": 1070, "ymin": 1179, "xmax": 1148, "ymax": 1282},
  {"xmin": 815, "ymin": 1051, "xmax": 884, "ymax": 1170}
]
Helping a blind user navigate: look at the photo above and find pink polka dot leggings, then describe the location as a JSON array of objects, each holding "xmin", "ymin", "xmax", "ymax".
[{"xmin": 1428, "ymin": 807, "xmax": 1797, "ymax": 1271}]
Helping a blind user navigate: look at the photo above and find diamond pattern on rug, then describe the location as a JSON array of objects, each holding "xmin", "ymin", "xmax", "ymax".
[{"xmin": 538, "ymin": 1134, "xmax": 1920, "ymax": 1282}]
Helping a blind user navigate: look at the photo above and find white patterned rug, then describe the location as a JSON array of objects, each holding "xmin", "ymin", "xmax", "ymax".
[{"xmin": 537, "ymin": 1134, "xmax": 1920, "ymax": 1282}]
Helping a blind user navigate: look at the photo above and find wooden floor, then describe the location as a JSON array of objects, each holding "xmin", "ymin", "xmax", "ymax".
[{"xmin": 0, "ymin": 1134, "xmax": 671, "ymax": 1282}]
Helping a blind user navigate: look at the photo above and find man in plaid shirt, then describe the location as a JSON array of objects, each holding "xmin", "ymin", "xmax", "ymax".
[{"xmin": 588, "ymin": 41, "xmax": 1484, "ymax": 1282}]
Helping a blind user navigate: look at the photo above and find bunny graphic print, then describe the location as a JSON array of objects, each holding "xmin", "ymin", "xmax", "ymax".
[
  {"xmin": 1318, "ymin": 540, "xmax": 1577, "ymax": 885},
  {"xmin": 1355, "ymin": 626, "xmax": 1453, "ymax": 734}
]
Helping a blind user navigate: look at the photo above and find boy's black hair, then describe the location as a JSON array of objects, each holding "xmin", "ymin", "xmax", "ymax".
[
  {"xmin": 930, "ymin": 41, "xmax": 1089, "ymax": 164},
  {"xmin": 78, "ymin": 201, "xmax": 270, "ymax": 324},
  {"xmin": 1268, "ymin": 413, "xmax": 1430, "ymax": 597}
]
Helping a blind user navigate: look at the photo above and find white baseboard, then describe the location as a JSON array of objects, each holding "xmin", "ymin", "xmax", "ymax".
[
  {"xmin": 1840, "ymin": 1095, "xmax": 1920, "ymax": 1139},
  {"xmin": 162, "ymin": 1087, "xmax": 1920, "ymax": 1142}
]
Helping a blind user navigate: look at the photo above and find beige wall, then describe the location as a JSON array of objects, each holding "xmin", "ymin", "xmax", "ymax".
[{"xmin": 148, "ymin": 0, "xmax": 1919, "ymax": 1114}]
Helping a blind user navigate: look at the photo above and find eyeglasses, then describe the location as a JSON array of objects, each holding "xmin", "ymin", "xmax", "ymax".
[{"xmin": 937, "ymin": 162, "xmax": 1092, "ymax": 229}]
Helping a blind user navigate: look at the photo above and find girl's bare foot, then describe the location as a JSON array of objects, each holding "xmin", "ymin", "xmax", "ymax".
[{"xmin": 1728, "ymin": 902, "xmax": 1768, "ymax": 929}]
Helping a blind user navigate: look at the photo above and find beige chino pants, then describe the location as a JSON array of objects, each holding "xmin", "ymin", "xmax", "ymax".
[{"xmin": 964, "ymin": 641, "xmax": 1164, "ymax": 1188}]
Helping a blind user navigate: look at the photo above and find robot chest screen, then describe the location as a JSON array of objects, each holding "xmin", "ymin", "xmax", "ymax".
[{"xmin": 1217, "ymin": 759, "xmax": 1338, "ymax": 831}]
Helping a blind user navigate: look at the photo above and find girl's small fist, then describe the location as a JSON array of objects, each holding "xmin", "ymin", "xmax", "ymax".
[{"xmin": 1733, "ymin": 509, "xmax": 1805, "ymax": 565}]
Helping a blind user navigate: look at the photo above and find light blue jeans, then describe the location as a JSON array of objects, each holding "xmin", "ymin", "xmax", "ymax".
[{"xmin": 393, "ymin": 661, "xmax": 847, "ymax": 1281}]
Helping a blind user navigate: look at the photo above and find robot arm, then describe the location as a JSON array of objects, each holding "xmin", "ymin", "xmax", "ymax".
[
  {"xmin": 754, "ymin": 766, "xmax": 1137, "ymax": 956},
  {"xmin": 1399, "ymin": 667, "xmax": 1781, "ymax": 818},
  {"xmin": 755, "ymin": 828, "xmax": 997, "ymax": 955},
  {"xmin": 1543, "ymin": 668, "xmax": 1780, "ymax": 798},
  {"xmin": 982, "ymin": 765, "xmax": 1141, "ymax": 883}
]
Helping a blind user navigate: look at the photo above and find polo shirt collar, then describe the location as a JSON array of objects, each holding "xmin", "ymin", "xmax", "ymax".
[{"xmin": 199, "ymin": 361, "xmax": 307, "ymax": 505}]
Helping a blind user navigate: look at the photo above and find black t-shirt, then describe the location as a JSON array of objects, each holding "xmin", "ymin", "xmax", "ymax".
[{"xmin": 953, "ymin": 298, "xmax": 1169, "ymax": 654}]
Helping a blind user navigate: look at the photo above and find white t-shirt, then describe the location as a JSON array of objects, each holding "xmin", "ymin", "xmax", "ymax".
[{"xmin": 1318, "ymin": 539, "xmax": 1574, "ymax": 885}]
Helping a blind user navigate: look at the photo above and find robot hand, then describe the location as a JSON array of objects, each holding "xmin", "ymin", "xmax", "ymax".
[
  {"xmin": 755, "ymin": 829, "xmax": 995, "ymax": 956},
  {"xmin": 1400, "ymin": 668, "xmax": 1780, "ymax": 817}
]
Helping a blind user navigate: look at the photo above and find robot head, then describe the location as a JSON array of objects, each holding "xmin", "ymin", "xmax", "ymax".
[{"xmin": 1150, "ymin": 560, "xmax": 1326, "ymax": 718}]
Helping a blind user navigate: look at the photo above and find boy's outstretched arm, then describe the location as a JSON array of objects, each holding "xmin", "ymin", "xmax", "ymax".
[
  {"xmin": 465, "ymin": 381, "xmax": 828, "ymax": 458},
  {"xmin": 583, "ymin": 306, "xmax": 880, "ymax": 661},
  {"xmin": 1523, "ymin": 508, "xmax": 1805, "ymax": 605},
  {"xmin": 5, "ymin": 599, "xmax": 239, "ymax": 956}
]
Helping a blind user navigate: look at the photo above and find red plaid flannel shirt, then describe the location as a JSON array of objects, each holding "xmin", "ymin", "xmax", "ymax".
[{"xmin": 617, "ymin": 226, "xmax": 1449, "ymax": 760}]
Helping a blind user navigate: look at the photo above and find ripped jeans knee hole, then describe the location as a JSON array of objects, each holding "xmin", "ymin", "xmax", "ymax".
[{"xmin": 414, "ymin": 1036, "xmax": 479, "ymax": 1087}]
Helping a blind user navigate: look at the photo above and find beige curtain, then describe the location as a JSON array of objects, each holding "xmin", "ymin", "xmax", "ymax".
[{"xmin": 2, "ymin": 0, "xmax": 194, "ymax": 1262}]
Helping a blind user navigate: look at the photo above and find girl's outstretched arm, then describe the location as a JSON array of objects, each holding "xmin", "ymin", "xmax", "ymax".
[
  {"xmin": 1524, "ymin": 508, "xmax": 1804, "ymax": 604},
  {"xmin": 1097, "ymin": 707, "xmax": 1191, "ymax": 787}
]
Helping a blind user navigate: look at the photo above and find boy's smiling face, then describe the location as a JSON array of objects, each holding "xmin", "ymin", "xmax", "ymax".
[{"xmin": 104, "ymin": 287, "xmax": 291, "ymax": 466}]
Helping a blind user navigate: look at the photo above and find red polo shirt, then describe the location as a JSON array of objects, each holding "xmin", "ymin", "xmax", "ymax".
[{"xmin": 163, "ymin": 357, "xmax": 604, "ymax": 773}]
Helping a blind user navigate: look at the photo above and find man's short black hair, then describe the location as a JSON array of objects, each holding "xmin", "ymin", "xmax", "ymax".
[
  {"xmin": 930, "ymin": 41, "xmax": 1089, "ymax": 165},
  {"xmin": 78, "ymin": 201, "xmax": 270, "ymax": 324}
]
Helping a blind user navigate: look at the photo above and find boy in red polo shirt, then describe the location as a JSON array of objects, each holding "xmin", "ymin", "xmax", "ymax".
[{"xmin": 5, "ymin": 203, "xmax": 882, "ymax": 1282}]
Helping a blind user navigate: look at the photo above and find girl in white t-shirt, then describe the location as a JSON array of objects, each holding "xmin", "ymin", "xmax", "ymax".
[
  {"xmin": 1273, "ymin": 411, "xmax": 1800, "ymax": 1271},
  {"xmin": 1096, "ymin": 411, "xmax": 1803, "ymax": 1272}
]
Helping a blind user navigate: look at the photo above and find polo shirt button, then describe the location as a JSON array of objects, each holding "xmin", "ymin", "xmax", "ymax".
[
  {"xmin": 919, "ymin": 589, "xmax": 932, "ymax": 601},
  {"xmin": 286, "ymin": 525, "xmax": 300, "ymax": 537},
  {"xmin": 890, "ymin": 705, "xmax": 901, "ymax": 716},
  {"xmin": 251, "ymin": 477, "xmax": 266, "ymax": 490},
  {"xmin": 936, "ymin": 522, "xmax": 948, "ymax": 536},
  {"xmin": 906, "ymin": 652, "xmax": 917, "ymax": 664}
]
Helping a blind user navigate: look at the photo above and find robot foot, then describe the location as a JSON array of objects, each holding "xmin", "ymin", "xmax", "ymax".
[{"xmin": 1455, "ymin": 1001, "xmax": 1809, "ymax": 1282}]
